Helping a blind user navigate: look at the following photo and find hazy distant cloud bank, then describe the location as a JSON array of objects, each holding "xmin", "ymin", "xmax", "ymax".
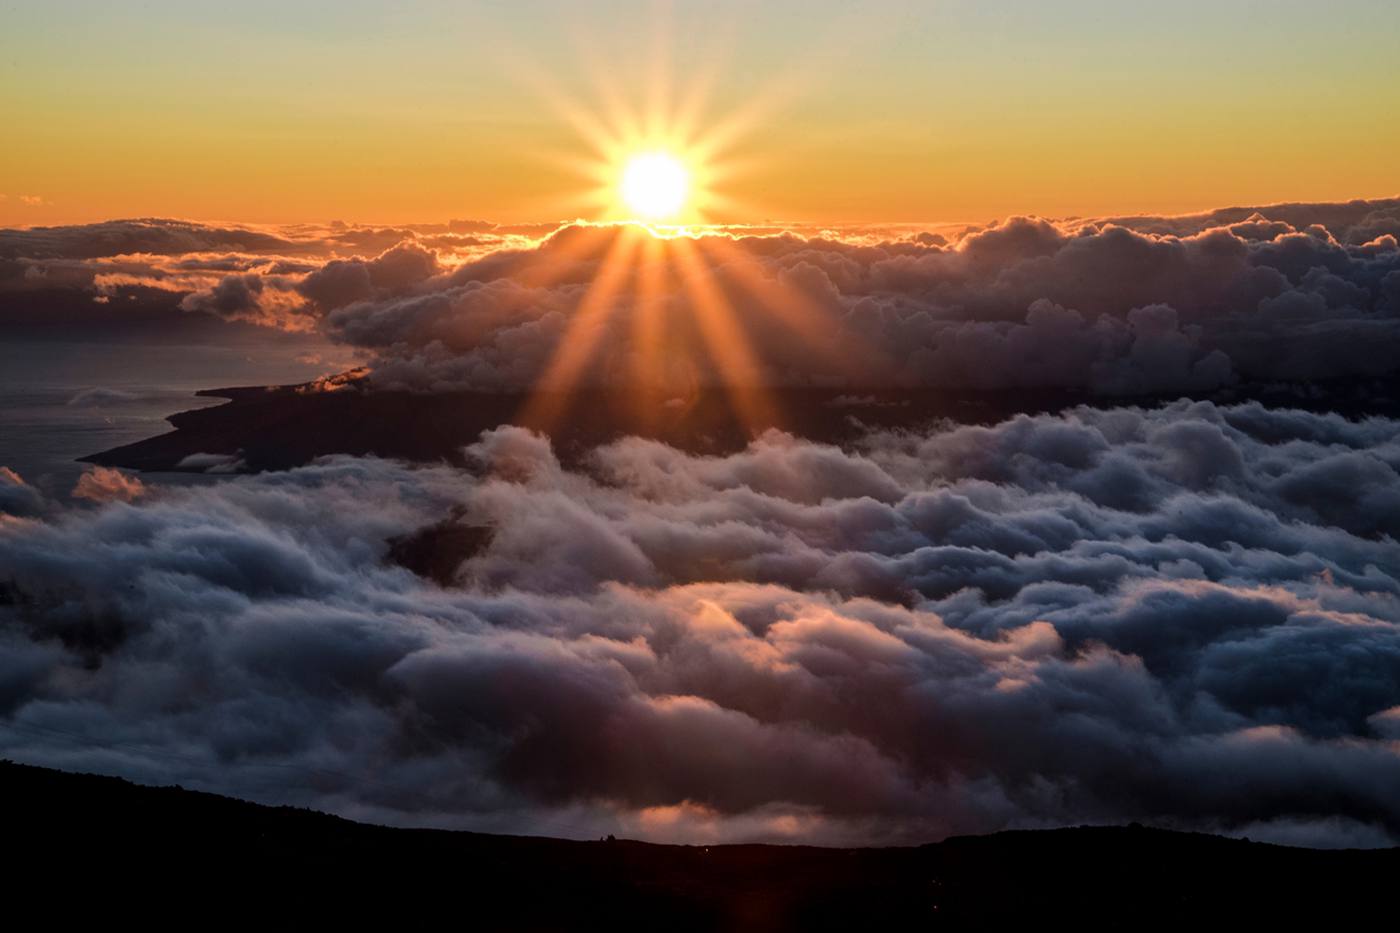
[
  {"xmin": 4, "ymin": 198, "xmax": 1399, "ymax": 392},
  {"xmin": 0, "ymin": 218, "xmax": 545, "ymax": 335},
  {"xmin": 3, "ymin": 402, "xmax": 1398, "ymax": 846}
]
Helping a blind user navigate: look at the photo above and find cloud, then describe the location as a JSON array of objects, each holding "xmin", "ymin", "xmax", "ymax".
[
  {"xmin": 296, "ymin": 241, "xmax": 442, "ymax": 310},
  {"xmin": 0, "ymin": 218, "xmax": 515, "ymax": 339},
  {"xmin": 1092, "ymin": 198, "xmax": 1400, "ymax": 246},
  {"xmin": 174, "ymin": 452, "xmax": 247, "ymax": 474},
  {"xmin": 2, "ymin": 403, "xmax": 1397, "ymax": 845},
  {"xmin": 313, "ymin": 201, "xmax": 1400, "ymax": 394},
  {"xmin": 5, "ymin": 201, "xmax": 1400, "ymax": 393},
  {"xmin": 65, "ymin": 387, "xmax": 140, "ymax": 407},
  {"xmin": 0, "ymin": 219, "xmax": 304, "ymax": 261},
  {"xmin": 177, "ymin": 270, "xmax": 318, "ymax": 330},
  {"xmin": 70, "ymin": 467, "xmax": 145, "ymax": 504},
  {"xmin": 0, "ymin": 467, "xmax": 45, "ymax": 517}
]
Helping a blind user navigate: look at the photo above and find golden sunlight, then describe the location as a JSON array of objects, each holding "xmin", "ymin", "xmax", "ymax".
[
  {"xmin": 620, "ymin": 152, "xmax": 689, "ymax": 220},
  {"xmin": 514, "ymin": 41, "xmax": 784, "ymax": 225},
  {"xmin": 509, "ymin": 38, "xmax": 866, "ymax": 435}
]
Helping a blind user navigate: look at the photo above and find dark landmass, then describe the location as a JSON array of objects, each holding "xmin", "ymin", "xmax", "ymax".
[
  {"xmin": 83, "ymin": 374, "xmax": 1400, "ymax": 473},
  {"xmin": 388, "ymin": 513, "xmax": 493, "ymax": 584},
  {"xmin": 5, "ymin": 759, "xmax": 1393, "ymax": 927}
]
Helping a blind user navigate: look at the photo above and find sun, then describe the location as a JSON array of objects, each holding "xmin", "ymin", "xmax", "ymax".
[{"xmin": 619, "ymin": 152, "xmax": 689, "ymax": 221}]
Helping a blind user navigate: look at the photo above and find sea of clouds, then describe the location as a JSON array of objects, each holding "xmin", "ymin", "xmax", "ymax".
[
  {"xmin": 4, "ymin": 197, "xmax": 1400, "ymax": 394},
  {"xmin": 3, "ymin": 401, "xmax": 1398, "ymax": 846},
  {"xmin": 3, "ymin": 199, "xmax": 1399, "ymax": 845}
]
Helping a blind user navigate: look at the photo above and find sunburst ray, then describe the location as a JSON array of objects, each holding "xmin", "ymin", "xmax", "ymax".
[
  {"xmin": 669, "ymin": 234, "xmax": 779, "ymax": 434},
  {"xmin": 519, "ymin": 225, "xmax": 643, "ymax": 429}
]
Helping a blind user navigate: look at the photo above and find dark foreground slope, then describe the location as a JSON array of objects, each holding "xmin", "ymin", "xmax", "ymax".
[
  {"xmin": 5, "ymin": 760, "xmax": 1393, "ymax": 928},
  {"xmin": 83, "ymin": 375, "xmax": 1400, "ymax": 473}
]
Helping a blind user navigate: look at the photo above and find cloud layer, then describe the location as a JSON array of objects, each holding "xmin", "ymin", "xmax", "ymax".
[
  {"xmin": 5, "ymin": 199, "xmax": 1400, "ymax": 392},
  {"xmin": 3, "ymin": 402, "xmax": 1398, "ymax": 846}
]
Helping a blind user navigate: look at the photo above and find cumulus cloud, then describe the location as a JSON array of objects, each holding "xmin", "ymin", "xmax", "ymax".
[
  {"xmin": 0, "ymin": 218, "xmax": 519, "ymax": 338},
  {"xmin": 177, "ymin": 270, "xmax": 317, "ymax": 330},
  {"xmin": 70, "ymin": 467, "xmax": 145, "ymax": 504},
  {"xmin": 2, "ymin": 403, "xmax": 1397, "ymax": 845},
  {"xmin": 6, "ymin": 200, "xmax": 1400, "ymax": 393},
  {"xmin": 1091, "ymin": 199, "xmax": 1400, "ymax": 246},
  {"xmin": 296, "ymin": 241, "xmax": 443, "ymax": 311},
  {"xmin": 315, "ymin": 201, "xmax": 1400, "ymax": 394},
  {"xmin": 0, "ymin": 467, "xmax": 45, "ymax": 517}
]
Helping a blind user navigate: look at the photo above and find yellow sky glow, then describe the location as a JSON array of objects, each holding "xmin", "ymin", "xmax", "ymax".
[{"xmin": 2, "ymin": 2, "xmax": 1397, "ymax": 227}]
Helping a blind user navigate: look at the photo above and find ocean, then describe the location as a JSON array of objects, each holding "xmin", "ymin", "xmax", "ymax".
[{"xmin": 0, "ymin": 338, "xmax": 348, "ymax": 496}]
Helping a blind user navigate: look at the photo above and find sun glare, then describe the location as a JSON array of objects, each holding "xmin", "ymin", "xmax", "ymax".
[
  {"xmin": 620, "ymin": 152, "xmax": 689, "ymax": 220},
  {"xmin": 514, "ymin": 27, "xmax": 798, "ymax": 226},
  {"xmin": 509, "ymin": 33, "xmax": 871, "ymax": 435}
]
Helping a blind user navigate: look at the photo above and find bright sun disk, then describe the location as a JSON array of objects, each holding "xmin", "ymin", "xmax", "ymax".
[{"xmin": 620, "ymin": 152, "xmax": 689, "ymax": 220}]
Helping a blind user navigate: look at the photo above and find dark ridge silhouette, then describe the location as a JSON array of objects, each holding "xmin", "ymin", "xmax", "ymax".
[
  {"xmin": 4, "ymin": 759, "xmax": 1393, "ymax": 927},
  {"xmin": 81, "ymin": 373, "xmax": 1400, "ymax": 474}
]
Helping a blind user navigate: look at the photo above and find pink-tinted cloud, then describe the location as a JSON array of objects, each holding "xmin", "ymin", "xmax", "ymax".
[{"xmin": 71, "ymin": 466, "xmax": 144, "ymax": 503}]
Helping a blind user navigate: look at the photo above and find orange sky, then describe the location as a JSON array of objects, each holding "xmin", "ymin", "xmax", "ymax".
[{"xmin": 3, "ymin": 1, "xmax": 1398, "ymax": 226}]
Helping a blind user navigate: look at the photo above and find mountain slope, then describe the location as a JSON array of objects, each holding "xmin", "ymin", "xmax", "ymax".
[{"xmin": 4, "ymin": 759, "xmax": 1393, "ymax": 928}]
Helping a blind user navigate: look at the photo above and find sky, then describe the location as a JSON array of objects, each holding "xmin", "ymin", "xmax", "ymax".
[{"xmin": 3, "ymin": 0, "xmax": 1398, "ymax": 226}]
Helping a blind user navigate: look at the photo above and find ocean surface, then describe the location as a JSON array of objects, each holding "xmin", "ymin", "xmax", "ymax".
[{"xmin": 0, "ymin": 338, "xmax": 347, "ymax": 496}]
